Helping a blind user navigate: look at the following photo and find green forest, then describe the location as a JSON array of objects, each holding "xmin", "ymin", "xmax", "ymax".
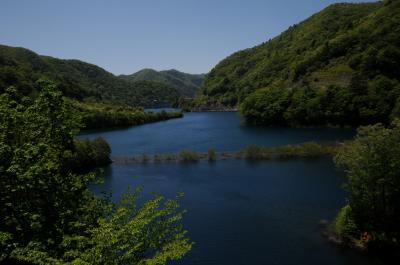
[
  {"xmin": 0, "ymin": 82, "xmax": 192, "ymax": 264},
  {"xmin": 0, "ymin": 45, "xmax": 184, "ymax": 129},
  {"xmin": 0, "ymin": 45, "xmax": 183, "ymax": 108},
  {"xmin": 333, "ymin": 120, "xmax": 400, "ymax": 258},
  {"xmin": 198, "ymin": 0, "xmax": 400, "ymax": 126},
  {"xmin": 74, "ymin": 101, "xmax": 182, "ymax": 129},
  {"xmin": 1, "ymin": 0, "xmax": 400, "ymax": 264},
  {"xmin": 120, "ymin": 69, "xmax": 205, "ymax": 97}
]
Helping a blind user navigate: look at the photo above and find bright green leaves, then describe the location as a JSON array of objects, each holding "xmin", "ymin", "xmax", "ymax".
[
  {"xmin": 333, "ymin": 205, "xmax": 359, "ymax": 243},
  {"xmin": 0, "ymin": 80, "xmax": 88, "ymax": 256},
  {"xmin": 61, "ymin": 191, "xmax": 192, "ymax": 265},
  {"xmin": 0, "ymin": 81, "xmax": 191, "ymax": 264}
]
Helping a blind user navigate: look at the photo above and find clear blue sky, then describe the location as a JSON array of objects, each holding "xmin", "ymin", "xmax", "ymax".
[{"xmin": 0, "ymin": 0, "xmax": 376, "ymax": 75}]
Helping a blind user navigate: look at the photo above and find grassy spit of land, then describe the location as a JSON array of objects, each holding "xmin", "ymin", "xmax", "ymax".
[{"xmin": 112, "ymin": 142, "xmax": 337, "ymax": 164}]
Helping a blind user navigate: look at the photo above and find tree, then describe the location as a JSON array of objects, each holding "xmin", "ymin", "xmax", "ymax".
[
  {"xmin": 240, "ymin": 86, "xmax": 290, "ymax": 125},
  {"xmin": 334, "ymin": 120, "xmax": 400, "ymax": 248},
  {"xmin": 0, "ymin": 81, "xmax": 191, "ymax": 264}
]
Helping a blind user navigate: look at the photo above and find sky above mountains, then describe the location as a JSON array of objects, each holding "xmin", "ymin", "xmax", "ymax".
[{"xmin": 0, "ymin": 0, "xmax": 377, "ymax": 75}]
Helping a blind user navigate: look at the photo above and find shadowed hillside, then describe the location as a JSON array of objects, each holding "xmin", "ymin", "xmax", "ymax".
[
  {"xmin": 0, "ymin": 45, "xmax": 180, "ymax": 107},
  {"xmin": 198, "ymin": 0, "xmax": 400, "ymax": 126},
  {"xmin": 120, "ymin": 68, "xmax": 205, "ymax": 97}
]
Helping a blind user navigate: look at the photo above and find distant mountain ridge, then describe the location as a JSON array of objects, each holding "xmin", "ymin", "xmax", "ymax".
[
  {"xmin": 120, "ymin": 68, "xmax": 205, "ymax": 97},
  {"xmin": 0, "ymin": 44, "xmax": 180, "ymax": 107}
]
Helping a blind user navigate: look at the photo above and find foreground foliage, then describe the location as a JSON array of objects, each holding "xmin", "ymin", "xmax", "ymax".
[
  {"xmin": 334, "ymin": 120, "xmax": 400, "ymax": 254},
  {"xmin": 0, "ymin": 81, "xmax": 191, "ymax": 264}
]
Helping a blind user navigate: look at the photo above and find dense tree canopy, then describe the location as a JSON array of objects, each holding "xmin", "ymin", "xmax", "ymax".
[
  {"xmin": 120, "ymin": 69, "xmax": 205, "ymax": 98},
  {"xmin": 74, "ymin": 101, "xmax": 183, "ymax": 130},
  {"xmin": 0, "ymin": 45, "xmax": 180, "ymax": 108},
  {"xmin": 199, "ymin": 1, "xmax": 400, "ymax": 126},
  {"xmin": 0, "ymin": 81, "xmax": 191, "ymax": 264},
  {"xmin": 334, "ymin": 120, "xmax": 400, "ymax": 253}
]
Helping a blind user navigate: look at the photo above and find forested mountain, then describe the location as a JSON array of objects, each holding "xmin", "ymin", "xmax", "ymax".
[
  {"xmin": 0, "ymin": 45, "xmax": 180, "ymax": 107},
  {"xmin": 199, "ymin": 0, "xmax": 400, "ymax": 126},
  {"xmin": 120, "ymin": 68, "xmax": 205, "ymax": 97}
]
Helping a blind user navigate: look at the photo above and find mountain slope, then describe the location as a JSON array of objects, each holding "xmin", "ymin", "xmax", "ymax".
[
  {"xmin": 0, "ymin": 45, "xmax": 180, "ymax": 107},
  {"xmin": 120, "ymin": 68, "xmax": 205, "ymax": 97},
  {"xmin": 199, "ymin": 0, "xmax": 400, "ymax": 125}
]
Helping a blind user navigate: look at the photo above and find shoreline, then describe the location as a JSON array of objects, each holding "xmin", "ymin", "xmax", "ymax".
[{"xmin": 186, "ymin": 109, "xmax": 238, "ymax": 113}]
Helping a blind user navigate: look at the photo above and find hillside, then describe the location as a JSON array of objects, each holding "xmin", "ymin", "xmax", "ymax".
[
  {"xmin": 120, "ymin": 68, "xmax": 205, "ymax": 97},
  {"xmin": 198, "ymin": 0, "xmax": 400, "ymax": 126},
  {"xmin": 0, "ymin": 45, "xmax": 180, "ymax": 107}
]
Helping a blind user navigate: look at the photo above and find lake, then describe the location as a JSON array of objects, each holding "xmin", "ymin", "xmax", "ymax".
[
  {"xmin": 81, "ymin": 112, "xmax": 381, "ymax": 265},
  {"xmin": 79, "ymin": 112, "xmax": 355, "ymax": 156}
]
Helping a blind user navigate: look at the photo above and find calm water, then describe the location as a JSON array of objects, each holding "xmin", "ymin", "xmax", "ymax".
[
  {"xmin": 145, "ymin": 107, "xmax": 181, "ymax": 113},
  {"xmin": 79, "ymin": 112, "xmax": 355, "ymax": 156},
  {"xmin": 82, "ymin": 112, "xmax": 381, "ymax": 265}
]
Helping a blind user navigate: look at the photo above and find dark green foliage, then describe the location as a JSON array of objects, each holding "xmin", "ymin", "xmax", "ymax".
[
  {"xmin": 0, "ymin": 82, "xmax": 191, "ymax": 264},
  {"xmin": 244, "ymin": 142, "xmax": 333, "ymax": 159},
  {"xmin": 244, "ymin": 145, "xmax": 264, "ymax": 159},
  {"xmin": 68, "ymin": 138, "xmax": 112, "ymax": 172},
  {"xmin": 240, "ymin": 86, "xmax": 290, "ymax": 125},
  {"xmin": 0, "ymin": 45, "xmax": 180, "ymax": 108},
  {"xmin": 207, "ymin": 148, "xmax": 216, "ymax": 161},
  {"xmin": 122, "ymin": 80, "xmax": 180, "ymax": 107},
  {"xmin": 0, "ymin": 81, "xmax": 95, "ymax": 260},
  {"xmin": 283, "ymin": 86, "xmax": 327, "ymax": 125},
  {"xmin": 200, "ymin": 1, "xmax": 400, "ymax": 126},
  {"xmin": 240, "ymin": 75, "xmax": 400, "ymax": 126},
  {"xmin": 115, "ymin": 142, "xmax": 335, "ymax": 164},
  {"xmin": 334, "ymin": 120, "xmax": 400, "ymax": 250},
  {"xmin": 75, "ymin": 101, "xmax": 183, "ymax": 129},
  {"xmin": 120, "ymin": 68, "xmax": 205, "ymax": 97},
  {"xmin": 179, "ymin": 150, "xmax": 199, "ymax": 162}
]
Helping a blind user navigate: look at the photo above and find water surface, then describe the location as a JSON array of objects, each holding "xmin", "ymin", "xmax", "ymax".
[
  {"xmin": 84, "ymin": 112, "xmax": 380, "ymax": 265},
  {"xmin": 79, "ymin": 112, "xmax": 355, "ymax": 156}
]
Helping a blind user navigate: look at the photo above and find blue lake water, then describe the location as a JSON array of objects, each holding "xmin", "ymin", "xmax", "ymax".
[
  {"xmin": 79, "ymin": 112, "xmax": 355, "ymax": 156},
  {"xmin": 81, "ymin": 112, "xmax": 381, "ymax": 265}
]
